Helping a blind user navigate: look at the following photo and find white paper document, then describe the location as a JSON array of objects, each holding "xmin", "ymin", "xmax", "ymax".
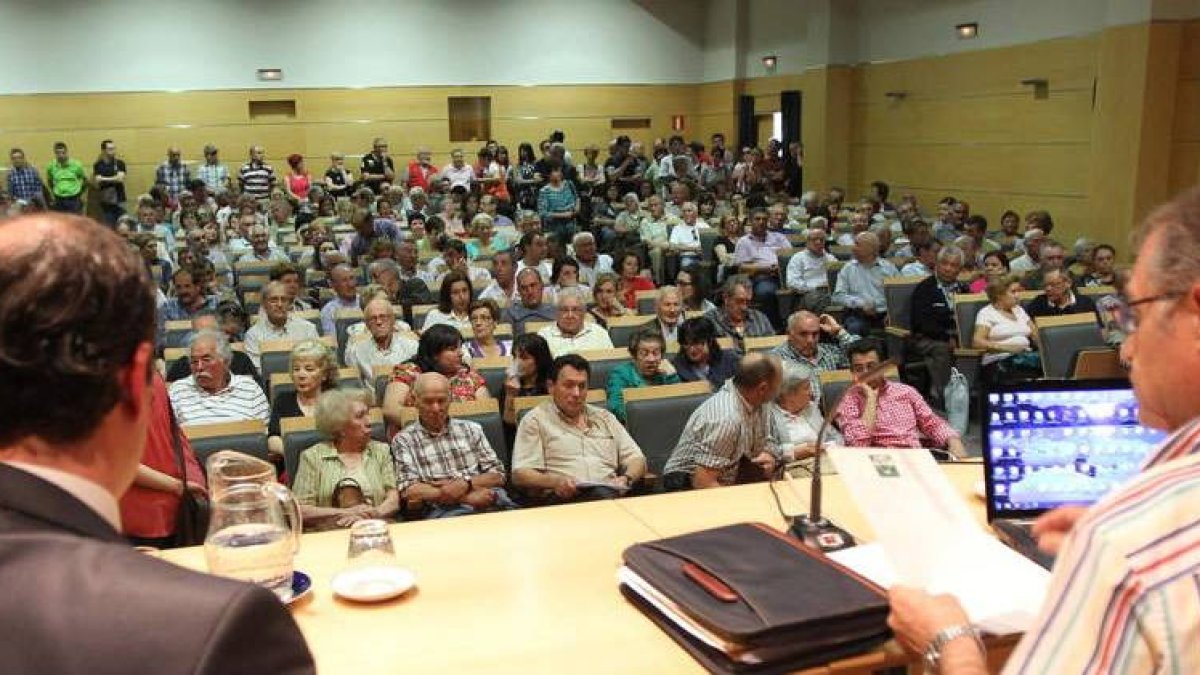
[{"xmin": 826, "ymin": 447, "xmax": 1050, "ymax": 634}]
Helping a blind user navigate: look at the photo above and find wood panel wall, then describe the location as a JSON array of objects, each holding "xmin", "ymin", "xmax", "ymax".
[
  {"xmin": 0, "ymin": 84, "xmax": 698, "ymax": 198},
  {"xmin": 1169, "ymin": 20, "xmax": 1200, "ymax": 195}
]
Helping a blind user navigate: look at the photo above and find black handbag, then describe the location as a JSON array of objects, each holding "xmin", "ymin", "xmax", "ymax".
[{"xmin": 168, "ymin": 405, "xmax": 210, "ymax": 548}]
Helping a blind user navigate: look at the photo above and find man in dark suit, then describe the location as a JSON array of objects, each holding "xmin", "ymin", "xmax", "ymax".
[
  {"xmin": 909, "ymin": 244, "xmax": 969, "ymax": 409},
  {"xmin": 0, "ymin": 213, "xmax": 314, "ymax": 675},
  {"xmin": 1026, "ymin": 268, "xmax": 1098, "ymax": 319}
]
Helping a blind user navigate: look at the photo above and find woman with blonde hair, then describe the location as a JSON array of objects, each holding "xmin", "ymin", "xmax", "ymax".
[{"xmin": 266, "ymin": 339, "xmax": 339, "ymax": 462}]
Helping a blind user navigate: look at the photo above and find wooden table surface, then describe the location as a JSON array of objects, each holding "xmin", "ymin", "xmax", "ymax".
[{"xmin": 162, "ymin": 463, "xmax": 1009, "ymax": 674}]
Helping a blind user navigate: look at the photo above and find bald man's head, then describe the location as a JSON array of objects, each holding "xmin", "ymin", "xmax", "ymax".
[{"xmin": 412, "ymin": 371, "xmax": 451, "ymax": 432}]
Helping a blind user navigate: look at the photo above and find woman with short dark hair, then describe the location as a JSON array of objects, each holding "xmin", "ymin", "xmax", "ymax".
[
  {"xmin": 672, "ymin": 317, "xmax": 738, "ymax": 388},
  {"xmin": 382, "ymin": 324, "xmax": 490, "ymax": 429}
]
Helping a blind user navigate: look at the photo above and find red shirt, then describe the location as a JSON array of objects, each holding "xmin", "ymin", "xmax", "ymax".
[
  {"xmin": 620, "ymin": 276, "xmax": 657, "ymax": 309},
  {"xmin": 407, "ymin": 160, "xmax": 436, "ymax": 191},
  {"xmin": 118, "ymin": 375, "xmax": 204, "ymax": 538}
]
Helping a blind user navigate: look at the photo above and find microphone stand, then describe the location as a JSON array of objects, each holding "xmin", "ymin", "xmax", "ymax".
[{"xmin": 786, "ymin": 358, "xmax": 896, "ymax": 552}]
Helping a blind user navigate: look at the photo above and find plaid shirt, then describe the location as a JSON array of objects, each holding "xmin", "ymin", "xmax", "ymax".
[
  {"xmin": 835, "ymin": 379, "xmax": 957, "ymax": 448},
  {"xmin": 771, "ymin": 330, "xmax": 859, "ymax": 402},
  {"xmin": 6, "ymin": 165, "xmax": 43, "ymax": 202},
  {"xmin": 155, "ymin": 161, "xmax": 191, "ymax": 197},
  {"xmin": 196, "ymin": 162, "xmax": 230, "ymax": 194},
  {"xmin": 391, "ymin": 418, "xmax": 503, "ymax": 494}
]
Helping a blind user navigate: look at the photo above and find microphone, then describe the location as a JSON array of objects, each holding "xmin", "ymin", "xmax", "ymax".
[{"xmin": 786, "ymin": 358, "xmax": 897, "ymax": 552}]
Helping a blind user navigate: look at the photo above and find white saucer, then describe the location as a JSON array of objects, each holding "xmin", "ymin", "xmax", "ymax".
[{"xmin": 331, "ymin": 566, "xmax": 416, "ymax": 602}]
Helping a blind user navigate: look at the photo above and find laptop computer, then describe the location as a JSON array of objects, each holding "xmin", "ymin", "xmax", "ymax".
[{"xmin": 982, "ymin": 379, "xmax": 1167, "ymax": 569}]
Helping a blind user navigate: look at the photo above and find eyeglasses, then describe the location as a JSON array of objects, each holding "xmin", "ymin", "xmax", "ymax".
[{"xmin": 1113, "ymin": 292, "xmax": 1183, "ymax": 334}]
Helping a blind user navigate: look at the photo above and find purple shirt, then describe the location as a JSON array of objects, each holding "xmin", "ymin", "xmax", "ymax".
[{"xmin": 733, "ymin": 231, "xmax": 791, "ymax": 267}]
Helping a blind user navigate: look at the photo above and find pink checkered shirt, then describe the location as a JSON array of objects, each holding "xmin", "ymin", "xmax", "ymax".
[{"xmin": 835, "ymin": 380, "xmax": 957, "ymax": 449}]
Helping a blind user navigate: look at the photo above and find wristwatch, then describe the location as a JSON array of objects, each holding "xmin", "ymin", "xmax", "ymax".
[{"xmin": 923, "ymin": 624, "xmax": 984, "ymax": 673}]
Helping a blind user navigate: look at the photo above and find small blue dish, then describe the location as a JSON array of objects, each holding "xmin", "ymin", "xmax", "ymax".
[{"xmin": 285, "ymin": 571, "xmax": 312, "ymax": 606}]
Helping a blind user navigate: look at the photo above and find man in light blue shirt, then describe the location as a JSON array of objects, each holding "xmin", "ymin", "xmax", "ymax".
[
  {"xmin": 320, "ymin": 264, "xmax": 360, "ymax": 337},
  {"xmin": 833, "ymin": 232, "xmax": 898, "ymax": 336}
]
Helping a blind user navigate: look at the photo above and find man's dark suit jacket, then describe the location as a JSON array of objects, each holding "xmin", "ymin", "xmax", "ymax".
[
  {"xmin": 1025, "ymin": 292, "xmax": 1098, "ymax": 320},
  {"xmin": 910, "ymin": 276, "xmax": 968, "ymax": 342},
  {"xmin": 0, "ymin": 463, "xmax": 314, "ymax": 675}
]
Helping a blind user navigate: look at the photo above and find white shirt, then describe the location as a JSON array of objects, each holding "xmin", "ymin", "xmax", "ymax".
[
  {"xmin": 975, "ymin": 304, "xmax": 1034, "ymax": 366},
  {"xmin": 243, "ymin": 315, "xmax": 320, "ymax": 369},
  {"xmin": 442, "ymin": 163, "xmax": 475, "ymax": 191},
  {"xmin": 668, "ymin": 221, "xmax": 710, "ymax": 252},
  {"xmin": 345, "ymin": 333, "xmax": 419, "ymax": 387},
  {"xmin": 900, "ymin": 261, "xmax": 931, "ymax": 278},
  {"xmin": 168, "ymin": 374, "xmax": 270, "ymax": 426},
  {"xmin": 574, "ymin": 254, "xmax": 614, "ymax": 287},
  {"xmin": 478, "ymin": 279, "xmax": 517, "ymax": 306},
  {"xmin": 516, "ymin": 259, "xmax": 553, "ymax": 284},
  {"xmin": 786, "ymin": 249, "xmax": 838, "ymax": 292},
  {"xmin": 1010, "ymin": 254, "xmax": 1038, "ymax": 274},
  {"xmin": 422, "ymin": 308, "xmax": 473, "ymax": 333},
  {"xmin": 539, "ymin": 323, "xmax": 614, "ymax": 357}
]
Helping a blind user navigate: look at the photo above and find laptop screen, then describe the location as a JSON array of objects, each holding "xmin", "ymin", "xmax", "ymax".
[{"xmin": 982, "ymin": 379, "xmax": 1167, "ymax": 521}]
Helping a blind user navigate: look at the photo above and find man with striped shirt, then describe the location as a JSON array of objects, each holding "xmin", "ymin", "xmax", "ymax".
[
  {"xmin": 237, "ymin": 145, "xmax": 275, "ymax": 200},
  {"xmin": 168, "ymin": 329, "xmax": 269, "ymax": 426},
  {"xmin": 887, "ymin": 187, "xmax": 1200, "ymax": 674},
  {"xmin": 661, "ymin": 353, "xmax": 783, "ymax": 491}
]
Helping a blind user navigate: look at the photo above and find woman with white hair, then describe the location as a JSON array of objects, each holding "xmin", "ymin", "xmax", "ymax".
[
  {"xmin": 773, "ymin": 366, "xmax": 841, "ymax": 463},
  {"xmin": 292, "ymin": 389, "xmax": 399, "ymax": 531}
]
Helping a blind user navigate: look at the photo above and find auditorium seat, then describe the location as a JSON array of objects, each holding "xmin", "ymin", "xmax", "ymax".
[
  {"xmin": 182, "ymin": 419, "xmax": 268, "ymax": 467},
  {"xmin": 260, "ymin": 336, "xmax": 338, "ymax": 392},
  {"xmin": 744, "ymin": 335, "xmax": 786, "ymax": 354},
  {"xmin": 162, "ymin": 319, "xmax": 194, "ymax": 350},
  {"xmin": 635, "ymin": 290, "xmax": 658, "ymax": 315},
  {"xmin": 1035, "ymin": 313, "xmax": 1105, "ymax": 379},
  {"xmin": 606, "ymin": 315, "xmax": 654, "ymax": 350},
  {"xmin": 1069, "ymin": 347, "xmax": 1126, "ymax": 380},
  {"xmin": 625, "ymin": 381, "xmax": 713, "ymax": 478},
  {"xmin": 473, "ymin": 355, "xmax": 514, "ymax": 400},
  {"xmin": 577, "ymin": 348, "xmax": 630, "ymax": 389}
]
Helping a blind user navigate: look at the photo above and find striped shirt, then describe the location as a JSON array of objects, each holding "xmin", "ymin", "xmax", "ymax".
[
  {"xmin": 168, "ymin": 374, "xmax": 269, "ymax": 426},
  {"xmin": 663, "ymin": 381, "xmax": 782, "ymax": 485},
  {"xmin": 238, "ymin": 161, "xmax": 275, "ymax": 199},
  {"xmin": 391, "ymin": 419, "xmax": 504, "ymax": 494},
  {"xmin": 292, "ymin": 441, "xmax": 396, "ymax": 508},
  {"xmin": 1002, "ymin": 417, "xmax": 1200, "ymax": 674}
]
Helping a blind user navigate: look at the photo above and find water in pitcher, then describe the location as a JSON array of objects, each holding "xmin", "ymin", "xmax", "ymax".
[{"xmin": 205, "ymin": 523, "xmax": 295, "ymax": 601}]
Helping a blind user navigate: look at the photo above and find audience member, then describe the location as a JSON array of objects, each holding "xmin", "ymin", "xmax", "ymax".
[
  {"xmin": 606, "ymin": 329, "xmax": 681, "ymax": 423},
  {"xmin": 237, "ymin": 145, "xmax": 276, "ymax": 200},
  {"xmin": 833, "ymin": 231, "xmax": 898, "ymax": 336},
  {"xmin": 392, "ymin": 373, "xmax": 515, "ymax": 518},
  {"xmin": 546, "ymin": 256, "xmax": 593, "ymax": 305},
  {"xmin": 973, "ymin": 275, "xmax": 1041, "ymax": 383},
  {"xmin": 1009, "ymin": 228, "xmax": 1045, "ymax": 274},
  {"xmin": 1081, "ymin": 243, "xmax": 1117, "ymax": 287},
  {"xmin": 92, "ymin": 139, "xmax": 128, "ymax": 225},
  {"xmin": 900, "ymin": 239, "xmax": 940, "ymax": 277},
  {"xmin": 786, "ymin": 227, "xmax": 838, "ymax": 312},
  {"xmin": 969, "ymin": 250, "xmax": 1010, "ymax": 293},
  {"xmin": 676, "ymin": 264, "xmax": 717, "ymax": 313},
  {"xmin": 478, "ymin": 249, "xmax": 518, "ymax": 305},
  {"xmin": 466, "ymin": 299, "xmax": 511, "ymax": 358},
  {"xmin": 615, "ymin": 249, "xmax": 656, "ymax": 309},
  {"xmin": 269, "ymin": 261, "xmax": 317, "ymax": 311},
  {"xmin": 501, "ymin": 333, "xmax": 554, "ymax": 427},
  {"xmin": 705, "ymin": 274, "xmax": 775, "ymax": 353},
  {"xmin": 266, "ymin": 339, "xmax": 339, "ymax": 461},
  {"xmin": 589, "ymin": 271, "xmax": 630, "ymax": 325},
  {"xmin": 383, "ymin": 324, "xmax": 489, "ymax": 428},
  {"xmin": 46, "ymin": 141, "xmax": 87, "ymax": 213},
  {"xmin": 771, "ymin": 310, "xmax": 858, "ymax": 402},
  {"xmin": 293, "ymin": 389, "xmax": 398, "ymax": 531},
  {"xmin": 571, "ymin": 231, "xmax": 613, "ymax": 286},
  {"xmin": 168, "ymin": 329, "xmax": 270, "ymax": 426},
  {"xmin": 672, "ymin": 317, "xmax": 739, "ymax": 388},
  {"xmin": 539, "ymin": 288, "xmax": 614, "ymax": 356},
  {"xmin": 662, "ymin": 353, "xmax": 783, "ymax": 490},
  {"xmin": 242, "ymin": 281, "xmax": 319, "ymax": 370},
  {"xmin": 424, "ymin": 271, "xmax": 474, "ymax": 332},
  {"xmin": 909, "ymin": 245, "xmax": 969, "ymax": 408},
  {"xmin": 835, "ymin": 340, "xmax": 965, "ymax": 458},
  {"xmin": 512, "ymin": 355, "xmax": 647, "ymax": 502},
  {"xmin": 359, "ymin": 137, "xmax": 395, "ymax": 194},
  {"xmin": 320, "ymin": 264, "xmax": 360, "ymax": 336},
  {"xmin": 1023, "ymin": 238, "xmax": 1068, "ymax": 290},
  {"xmin": 6, "ymin": 147, "xmax": 45, "ymax": 203},
  {"xmin": 165, "ymin": 312, "xmax": 263, "ymax": 388},
  {"xmin": 647, "ymin": 285, "xmax": 684, "ymax": 343},
  {"xmin": 733, "ymin": 207, "xmax": 790, "ymax": 328},
  {"xmin": 1026, "ymin": 268, "xmax": 1097, "ymax": 318},
  {"xmin": 504, "ymin": 268, "xmax": 558, "ymax": 334},
  {"xmin": 771, "ymin": 367, "xmax": 840, "ymax": 464},
  {"xmin": 156, "ymin": 146, "xmax": 190, "ymax": 199},
  {"xmin": 344, "ymin": 294, "xmax": 418, "ymax": 388}
]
